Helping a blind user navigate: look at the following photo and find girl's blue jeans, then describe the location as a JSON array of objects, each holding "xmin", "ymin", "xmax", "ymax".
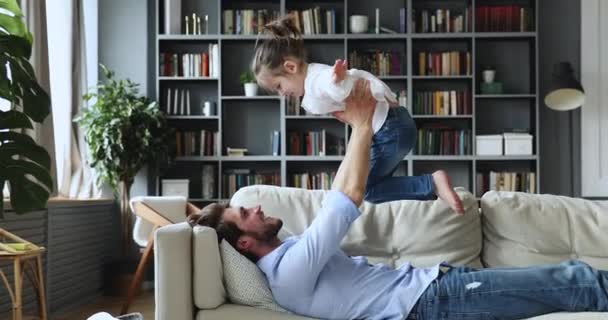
[{"xmin": 364, "ymin": 106, "xmax": 435, "ymax": 203}]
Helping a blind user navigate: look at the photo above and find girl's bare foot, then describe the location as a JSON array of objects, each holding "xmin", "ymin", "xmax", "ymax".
[{"xmin": 432, "ymin": 170, "xmax": 465, "ymax": 215}]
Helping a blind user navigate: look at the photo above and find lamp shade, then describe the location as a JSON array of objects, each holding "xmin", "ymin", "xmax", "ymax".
[{"xmin": 544, "ymin": 62, "xmax": 585, "ymax": 111}]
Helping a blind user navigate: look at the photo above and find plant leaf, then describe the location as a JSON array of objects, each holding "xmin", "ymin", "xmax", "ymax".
[
  {"xmin": 0, "ymin": 34, "xmax": 31, "ymax": 58},
  {"xmin": 0, "ymin": 110, "xmax": 33, "ymax": 129},
  {"xmin": 5, "ymin": 55, "xmax": 51, "ymax": 122}
]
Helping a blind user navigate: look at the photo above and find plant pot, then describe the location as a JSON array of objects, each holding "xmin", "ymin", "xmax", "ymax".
[{"xmin": 244, "ymin": 83, "xmax": 258, "ymax": 97}]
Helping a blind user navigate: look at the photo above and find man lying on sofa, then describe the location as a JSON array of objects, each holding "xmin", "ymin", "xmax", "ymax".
[{"xmin": 189, "ymin": 79, "xmax": 608, "ymax": 319}]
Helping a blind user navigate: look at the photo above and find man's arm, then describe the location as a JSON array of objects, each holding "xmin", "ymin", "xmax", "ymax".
[
  {"xmin": 277, "ymin": 80, "xmax": 376, "ymax": 293},
  {"xmin": 331, "ymin": 80, "xmax": 375, "ymax": 207}
]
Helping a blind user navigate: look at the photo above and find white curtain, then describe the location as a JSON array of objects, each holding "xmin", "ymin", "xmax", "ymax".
[
  {"xmin": 46, "ymin": 0, "xmax": 100, "ymax": 198},
  {"xmin": 20, "ymin": 0, "xmax": 57, "ymax": 197}
]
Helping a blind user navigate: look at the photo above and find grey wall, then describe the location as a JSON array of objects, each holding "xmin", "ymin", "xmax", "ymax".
[
  {"xmin": 99, "ymin": 0, "xmax": 154, "ymax": 198},
  {"xmin": 538, "ymin": 0, "xmax": 581, "ymax": 196}
]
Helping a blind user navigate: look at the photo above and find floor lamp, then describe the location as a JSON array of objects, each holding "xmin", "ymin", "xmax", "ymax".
[{"xmin": 543, "ymin": 61, "xmax": 585, "ymax": 195}]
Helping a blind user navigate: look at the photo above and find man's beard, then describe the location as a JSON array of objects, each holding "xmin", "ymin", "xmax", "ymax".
[{"xmin": 251, "ymin": 218, "xmax": 283, "ymax": 242}]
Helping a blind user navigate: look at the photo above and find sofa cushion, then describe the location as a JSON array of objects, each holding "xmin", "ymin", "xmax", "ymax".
[
  {"xmin": 480, "ymin": 191, "xmax": 608, "ymax": 270},
  {"xmin": 219, "ymin": 240, "xmax": 287, "ymax": 313},
  {"xmin": 193, "ymin": 226, "xmax": 226, "ymax": 309},
  {"xmin": 230, "ymin": 185, "xmax": 482, "ymax": 268}
]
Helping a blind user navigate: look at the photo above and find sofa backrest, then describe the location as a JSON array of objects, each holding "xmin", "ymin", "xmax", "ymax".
[
  {"xmin": 481, "ymin": 191, "xmax": 608, "ymax": 270},
  {"xmin": 229, "ymin": 185, "xmax": 482, "ymax": 268}
]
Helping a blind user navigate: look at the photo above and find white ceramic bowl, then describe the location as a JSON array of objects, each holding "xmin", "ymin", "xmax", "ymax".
[{"xmin": 349, "ymin": 15, "xmax": 368, "ymax": 33}]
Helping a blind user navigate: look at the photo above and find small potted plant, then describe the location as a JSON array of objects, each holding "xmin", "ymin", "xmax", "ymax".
[{"xmin": 240, "ymin": 71, "xmax": 258, "ymax": 97}]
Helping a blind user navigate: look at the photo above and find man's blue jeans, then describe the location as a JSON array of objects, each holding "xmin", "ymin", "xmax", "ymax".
[
  {"xmin": 410, "ymin": 260, "xmax": 608, "ymax": 319},
  {"xmin": 364, "ymin": 106, "xmax": 435, "ymax": 204}
]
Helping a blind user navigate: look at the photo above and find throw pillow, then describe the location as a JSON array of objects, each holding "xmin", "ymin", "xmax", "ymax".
[{"xmin": 219, "ymin": 240, "xmax": 288, "ymax": 313}]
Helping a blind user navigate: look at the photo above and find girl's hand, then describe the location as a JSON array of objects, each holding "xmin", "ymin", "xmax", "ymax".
[{"xmin": 332, "ymin": 59, "xmax": 348, "ymax": 84}]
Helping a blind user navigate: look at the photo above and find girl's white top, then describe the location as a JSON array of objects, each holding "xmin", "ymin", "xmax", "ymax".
[{"xmin": 301, "ymin": 63, "xmax": 397, "ymax": 133}]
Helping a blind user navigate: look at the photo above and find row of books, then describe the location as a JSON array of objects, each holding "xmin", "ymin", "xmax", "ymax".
[
  {"xmin": 413, "ymin": 90, "xmax": 472, "ymax": 115},
  {"xmin": 476, "ymin": 5, "xmax": 534, "ymax": 32},
  {"xmin": 223, "ymin": 169, "xmax": 281, "ymax": 198},
  {"xmin": 416, "ymin": 128, "xmax": 472, "ymax": 155},
  {"xmin": 290, "ymin": 171, "xmax": 336, "ymax": 190},
  {"xmin": 288, "ymin": 8, "xmax": 338, "ymax": 35},
  {"xmin": 417, "ymin": 51, "xmax": 472, "ymax": 76},
  {"xmin": 159, "ymin": 44, "xmax": 219, "ymax": 78},
  {"xmin": 288, "ymin": 131, "xmax": 345, "ymax": 156},
  {"xmin": 476, "ymin": 171, "xmax": 536, "ymax": 196},
  {"xmin": 164, "ymin": 88, "xmax": 196, "ymax": 115},
  {"xmin": 222, "ymin": 9, "xmax": 280, "ymax": 35},
  {"xmin": 175, "ymin": 130, "xmax": 219, "ymax": 157},
  {"xmin": 412, "ymin": 7, "xmax": 472, "ymax": 33},
  {"xmin": 348, "ymin": 50, "xmax": 404, "ymax": 77}
]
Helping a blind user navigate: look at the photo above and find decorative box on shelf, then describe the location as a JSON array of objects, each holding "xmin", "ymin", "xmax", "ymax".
[
  {"xmin": 161, "ymin": 179, "xmax": 190, "ymax": 198},
  {"xmin": 503, "ymin": 133, "xmax": 533, "ymax": 155},
  {"xmin": 480, "ymin": 82, "xmax": 503, "ymax": 94},
  {"xmin": 476, "ymin": 135, "xmax": 503, "ymax": 155}
]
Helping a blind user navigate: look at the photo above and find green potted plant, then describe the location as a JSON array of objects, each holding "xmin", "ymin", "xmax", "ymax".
[
  {"xmin": 0, "ymin": 0, "xmax": 53, "ymax": 218},
  {"xmin": 240, "ymin": 71, "xmax": 258, "ymax": 97},
  {"xmin": 74, "ymin": 65, "xmax": 173, "ymax": 257}
]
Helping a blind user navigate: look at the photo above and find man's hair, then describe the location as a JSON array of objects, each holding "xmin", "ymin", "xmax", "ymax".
[{"xmin": 187, "ymin": 202, "xmax": 242, "ymax": 248}]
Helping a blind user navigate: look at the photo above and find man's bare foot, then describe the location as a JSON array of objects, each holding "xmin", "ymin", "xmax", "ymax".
[{"xmin": 432, "ymin": 170, "xmax": 465, "ymax": 215}]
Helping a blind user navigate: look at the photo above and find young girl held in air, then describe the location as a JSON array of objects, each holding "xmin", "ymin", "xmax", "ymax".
[{"xmin": 252, "ymin": 16, "xmax": 464, "ymax": 214}]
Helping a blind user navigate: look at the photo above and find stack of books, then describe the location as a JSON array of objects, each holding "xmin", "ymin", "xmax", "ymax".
[
  {"xmin": 223, "ymin": 169, "xmax": 281, "ymax": 198},
  {"xmin": 159, "ymin": 44, "xmax": 219, "ymax": 78},
  {"xmin": 222, "ymin": 9, "xmax": 280, "ymax": 35},
  {"xmin": 476, "ymin": 5, "xmax": 533, "ymax": 32},
  {"xmin": 417, "ymin": 51, "xmax": 471, "ymax": 76},
  {"xmin": 416, "ymin": 126, "xmax": 472, "ymax": 155},
  {"xmin": 288, "ymin": 8, "xmax": 338, "ymax": 34},
  {"xmin": 175, "ymin": 130, "xmax": 219, "ymax": 157},
  {"xmin": 349, "ymin": 50, "xmax": 404, "ymax": 76},
  {"xmin": 476, "ymin": 171, "xmax": 536, "ymax": 197},
  {"xmin": 291, "ymin": 171, "xmax": 336, "ymax": 190},
  {"xmin": 412, "ymin": 7, "xmax": 472, "ymax": 33},
  {"xmin": 413, "ymin": 90, "xmax": 471, "ymax": 115}
]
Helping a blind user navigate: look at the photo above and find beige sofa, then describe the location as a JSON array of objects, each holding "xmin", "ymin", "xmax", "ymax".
[{"xmin": 154, "ymin": 185, "xmax": 608, "ymax": 320}]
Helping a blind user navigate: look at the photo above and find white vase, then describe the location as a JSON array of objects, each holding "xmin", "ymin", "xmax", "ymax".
[
  {"xmin": 482, "ymin": 70, "xmax": 496, "ymax": 83},
  {"xmin": 244, "ymin": 83, "xmax": 258, "ymax": 97}
]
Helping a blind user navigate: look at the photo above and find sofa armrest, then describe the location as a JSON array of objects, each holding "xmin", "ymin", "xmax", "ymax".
[{"xmin": 155, "ymin": 222, "xmax": 193, "ymax": 320}]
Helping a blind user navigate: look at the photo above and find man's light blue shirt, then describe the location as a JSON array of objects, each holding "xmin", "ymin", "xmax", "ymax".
[{"xmin": 257, "ymin": 190, "xmax": 440, "ymax": 320}]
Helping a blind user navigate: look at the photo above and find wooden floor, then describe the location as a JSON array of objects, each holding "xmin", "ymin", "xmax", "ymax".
[{"xmin": 53, "ymin": 290, "xmax": 154, "ymax": 320}]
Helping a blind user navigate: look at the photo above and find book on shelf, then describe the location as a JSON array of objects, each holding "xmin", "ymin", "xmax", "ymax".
[
  {"xmin": 415, "ymin": 126, "xmax": 472, "ymax": 155},
  {"xmin": 400, "ymin": 8, "xmax": 406, "ymax": 33},
  {"xmin": 412, "ymin": 7, "xmax": 472, "ymax": 33},
  {"xmin": 271, "ymin": 130, "xmax": 280, "ymax": 156},
  {"xmin": 202, "ymin": 164, "xmax": 217, "ymax": 199},
  {"xmin": 163, "ymin": 0, "xmax": 181, "ymax": 34},
  {"xmin": 414, "ymin": 90, "xmax": 471, "ymax": 115},
  {"xmin": 222, "ymin": 9, "xmax": 281, "ymax": 35},
  {"xmin": 288, "ymin": 130, "xmax": 345, "ymax": 156},
  {"xmin": 223, "ymin": 169, "xmax": 281, "ymax": 198},
  {"xmin": 226, "ymin": 147, "xmax": 248, "ymax": 157},
  {"xmin": 476, "ymin": 171, "xmax": 536, "ymax": 197},
  {"xmin": 175, "ymin": 130, "xmax": 219, "ymax": 157},
  {"xmin": 159, "ymin": 44, "xmax": 218, "ymax": 78},
  {"xmin": 416, "ymin": 51, "xmax": 471, "ymax": 76},
  {"xmin": 475, "ymin": 5, "xmax": 533, "ymax": 32},
  {"xmin": 165, "ymin": 88, "xmax": 195, "ymax": 115},
  {"xmin": 291, "ymin": 171, "xmax": 336, "ymax": 190},
  {"xmin": 288, "ymin": 7, "xmax": 338, "ymax": 35},
  {"xmin": 349, "ymin": 49, "xmax": 404, "ymax": 76}
]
